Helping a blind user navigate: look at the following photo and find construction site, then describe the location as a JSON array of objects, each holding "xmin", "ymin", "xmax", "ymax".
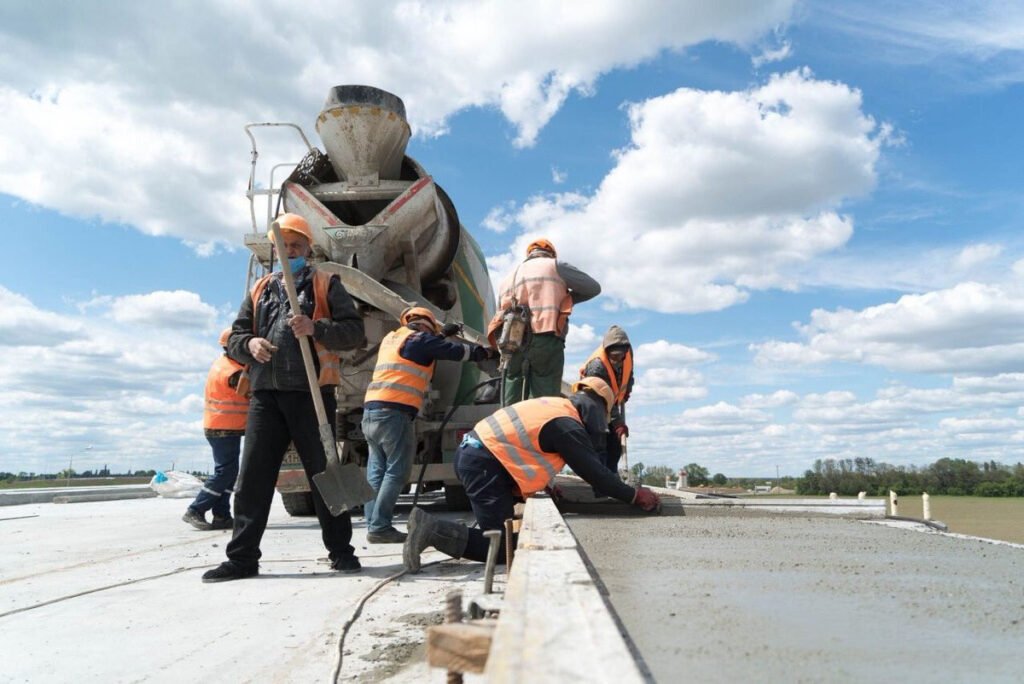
[{"xmin": 3, "ymin": 85, "xmax": 1023, "ymax": 682}]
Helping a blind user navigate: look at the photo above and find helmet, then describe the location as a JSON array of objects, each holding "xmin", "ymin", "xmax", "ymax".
[
  {"xmin": 275, "ymin": 213, "xmax": 313, "ymax": 244},
  {"xmin": 525, "ymin": 238, "xmax": 557, "ymax": 258},
  {"xmin": 572, "ymin": 376, "xmax": 615, "ymax": 421},
  {"xmin": 218, "ymin": 328, "xmax": 231, "ymax": 347},
  {"xmin": 400, "ymin": 306, "xmax": 440, "ymax": 334}
]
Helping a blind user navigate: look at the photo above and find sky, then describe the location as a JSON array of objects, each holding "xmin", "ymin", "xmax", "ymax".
[{"xmin": 2, "ymin": 1, "xmax": 1023, "ymax": 477}]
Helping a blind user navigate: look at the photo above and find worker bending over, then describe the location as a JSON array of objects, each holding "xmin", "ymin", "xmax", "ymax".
[
  {"xmin": 579, "ymin": 325, "xmax": 634, "ymax": 478},
  {"xmin": 489, "ymin": 238, "xmax": 600, "ymax": 405},
  {"xmin": 204, "ymin": 213, "xmax": 366, "ymax": 583},
  {"xmin": 362, "ymin": 307, "xmax": 496, "ymax": 544},
  {"xmin": 403, "ymin": 377, "xmax": 660, "ymax": 572}
]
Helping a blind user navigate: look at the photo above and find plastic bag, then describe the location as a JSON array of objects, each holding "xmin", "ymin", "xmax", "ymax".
[{"xmin": 149, "ymin": 470, "xmax": 203, "ymax": 498}]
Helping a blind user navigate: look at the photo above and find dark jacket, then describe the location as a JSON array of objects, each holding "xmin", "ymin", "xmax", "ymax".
[
  {"xmin": 228, "ymin": 266, "xmax": 365, "ymax": 392},
  {"xmin": 581, "ymin": 325, "xmax": 633, "ymax": 427}
]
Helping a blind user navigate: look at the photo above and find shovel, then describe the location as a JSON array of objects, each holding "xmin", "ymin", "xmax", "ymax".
[{"xmin": 268, "ymin": 220, "xmax": 376, "ymax": 516}]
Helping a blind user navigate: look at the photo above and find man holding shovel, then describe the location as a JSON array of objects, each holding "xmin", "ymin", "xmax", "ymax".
[{"xmin": 203, "ymin": 213, "xmax": 366, "ymax": 583}]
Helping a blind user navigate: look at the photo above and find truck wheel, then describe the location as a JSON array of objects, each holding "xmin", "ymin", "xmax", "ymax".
[
  {"xmin": 444, "ymin": 484, "xmax": 471, "ymax": 511},
  {"xmin": 281, "ymin": 491, "xmax": 315, "ymax": 516}
]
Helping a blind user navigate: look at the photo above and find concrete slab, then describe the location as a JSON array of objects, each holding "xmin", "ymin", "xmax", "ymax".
[
  {"xmin": 0, "ymin": 495, "xmax": 497, "ymax": 682},
  {"xmin": 569, "ymin": 508, "xmax": 1024, "ymax": 683}
]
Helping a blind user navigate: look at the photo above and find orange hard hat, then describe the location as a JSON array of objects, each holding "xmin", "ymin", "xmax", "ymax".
[
  {"xmin": 526, "ymin": 238, "xmax": 556, "ymax": 258},
  {"xmin": 275, "ymin": 213, "xmax": 313, "ymax": 244},
  {"xmin": 218, "ymin": 328, "xmax": 232, "ymax": 347},
  {"xmin": 400, "ymin": 306, "xmax": 440, "ymax": 334},
  {"xmin": 572, "ymin": 376, "xmax": 615, "ymax": 421}
]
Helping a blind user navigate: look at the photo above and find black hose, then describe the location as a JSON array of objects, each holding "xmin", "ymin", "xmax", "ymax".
[{"xmin": 411, "ymin": 376, "xmax": 501, "ymax": 508}]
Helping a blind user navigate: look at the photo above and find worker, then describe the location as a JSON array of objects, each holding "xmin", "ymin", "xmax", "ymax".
[
  {"xmin": 202, "ymin": 213, "xmax": 366, "ymax": 583},
  {"xmin": 579, "ymin": 325, "xmax": 634, "ymax": 478},
  {"xmin": 362, "ymin": 307, "xmax": 497, "ymax": 544},
  {"xmin": 488, "ymin": 238, "xmax": 600, "ymax": 405},
  {"xmin": 403, "ymin": 377, "xmax": 661, "ymax": 572},
  {"xmin": 183, "ymin": 329, "xmax": 248, "ymax": 531}
]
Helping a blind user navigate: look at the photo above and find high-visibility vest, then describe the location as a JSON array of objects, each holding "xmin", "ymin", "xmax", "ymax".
[
  {"xmin": 579, "ymin": 346, "xmax": 633, "ymax": 405},
  {"xmin": 475, "ymin": 397, "xmax": 581, "ymax": 496},
  {"xmin": 203, "ymin": 355, "xmax": 248, "ymax": 431},
  {"xmin": 496, "ymin": 257, "xmax": 573, "ymax": 336},
  {"xmin": 249, "ymin": 268, "xmax": 340, "ymax": 386},
  {"xmin": 364, "ymin": 326, "xmax": 435, "ymax": 411}
]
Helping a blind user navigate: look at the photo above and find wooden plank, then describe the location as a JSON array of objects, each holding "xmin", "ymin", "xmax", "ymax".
[
  {"xmin": 426, "ymin": 621, "xmax": 496, "ymax": 674},
  {"xmin": 486, "ymin": 498, "xmax": 645, "ymax": 683}
]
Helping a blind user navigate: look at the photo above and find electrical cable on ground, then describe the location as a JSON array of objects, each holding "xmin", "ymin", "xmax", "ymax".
[{"xmin": 331, "ymin": 558, "xmax": 450, "ymax": 684}]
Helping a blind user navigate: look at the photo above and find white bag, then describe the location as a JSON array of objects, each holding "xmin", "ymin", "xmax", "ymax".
[{"xmin": 149, "ymin": 470, "xmax": 204, "ymax": 498}]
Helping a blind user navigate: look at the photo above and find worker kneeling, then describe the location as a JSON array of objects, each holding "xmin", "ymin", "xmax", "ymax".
[{"xmin": 403, "ymin": 377, "xmax": 661, "ymax": 572}]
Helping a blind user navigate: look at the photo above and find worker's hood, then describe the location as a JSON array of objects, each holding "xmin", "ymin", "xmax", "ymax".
[{"xmin": 602, "ymin": 325, "xmax": 631, "ymax": 351}]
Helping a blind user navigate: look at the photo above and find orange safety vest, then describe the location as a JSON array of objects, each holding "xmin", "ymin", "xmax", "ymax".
[
  {"xmin": 475, "ymin": 397, "xmax": 581, "ymax": 496},
  {"xmin": 203, "ymin": 355, "xmax": 248, "ymax": 431},
  {"xmin": 579, "ymin": 346, "xmax": 633, "ymax": 405},
  {"xmin": 364, "ymin": 326, "xmax": 436, "ymax": 411},
  {"xmin": 249, "ymin": 269, "xmax": 340, "ymax": 386},
  {"xmin": 496, "ymin": 257, "xmax": 573, "ymax": 337}
]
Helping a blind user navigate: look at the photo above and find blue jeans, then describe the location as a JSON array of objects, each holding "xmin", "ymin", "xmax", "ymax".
[
  {"xmin": 362, "ymin": 408, "xmax": 415, "ymax": 533},
  {"xmin": 189, "ymin": 434, "xmax": 241, "ymax": 518}
]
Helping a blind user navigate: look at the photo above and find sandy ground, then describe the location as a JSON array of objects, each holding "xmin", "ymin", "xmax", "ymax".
[
  {"xmin": 569, "ymin": 508, "xmax": 1024, "ymax": 683},
  {"xmin": 0, "ymin": 493, "xmax": 495, "ymax": 683}
]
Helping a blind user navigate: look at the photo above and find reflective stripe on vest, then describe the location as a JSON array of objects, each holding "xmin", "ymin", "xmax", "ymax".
[
  {"xmin": 474, "ymin": 397, "xmax": 581, "ymax": 496},
  {"xmin": 363, "ymin": 326, "xmax": 436, "ymax": 410},
  {"xmin": 203, "ymin": 355, "xmax": 248, "ymax": 431},
  {"xmin": 497, "ymin": 257, "xmax": 573, "ymax": 336},
  {"xmin": 249, "ymin": 268, "xmax": 341, "ymax": 386},
  {"xmin": 579, "ymin": 346, "xmax": 633, "ymax": 405}
]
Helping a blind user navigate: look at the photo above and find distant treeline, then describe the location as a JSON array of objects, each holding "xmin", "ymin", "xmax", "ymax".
[{"xmin": 796, "ymin": 458, "xmax": 1024, "ymax": 497}]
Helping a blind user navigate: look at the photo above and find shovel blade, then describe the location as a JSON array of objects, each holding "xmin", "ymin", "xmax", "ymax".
[{"xmin": 312, "ymin": 463, "xmax": 376, "ymax": 516}]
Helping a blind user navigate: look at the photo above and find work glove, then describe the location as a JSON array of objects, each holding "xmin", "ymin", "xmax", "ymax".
[
  {"xmin": 470, "ymin": 345, "xmax": 498, "ymax": 362},
  {"xmin": 614, "ymin": 424, "xmax": 629, "ymax": 439},
  {"xmin": 632, "ymin": 486, "xmax": 661, "ymax": 513},
  {"xmin": 440, "ymin": 322, "xmax": 462, "ymax": 338},
  {"xmin": 544, "ymin": 484, "xmax": 565, "ymax": 501}
]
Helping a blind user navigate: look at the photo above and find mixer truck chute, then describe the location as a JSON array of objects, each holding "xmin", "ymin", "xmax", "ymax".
[{"xmin": 241, "ymin": 85, "xmax": 499, "ymax": 514}]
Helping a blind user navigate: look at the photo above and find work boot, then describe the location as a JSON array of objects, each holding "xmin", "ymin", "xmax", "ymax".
[
  {"xmin": 201, "ymin": 561, "xmax": 258, "ymax": 583},
  {"xmin": 330, "ymin": 554, "xmax": 362, "ymax": 574},
  {"xmin": 403, "ymin": 507, "xmax": 469, "ymax": 573},
  {"xmin": 366, "ymin": 527, "xmax": 407, "ymax": 544},
  {"xmin": 210, "ymin": 515, "xmax": 233, "ymax": 530},
  {"xmin": 182, "ymin": 508, "xmax": 212, "ymax": 531}
]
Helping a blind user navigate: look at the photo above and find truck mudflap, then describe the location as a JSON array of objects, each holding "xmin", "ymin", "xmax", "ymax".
[{"xmin": 276, "ymin": 467, "xmax": 311, "ymax": 493}]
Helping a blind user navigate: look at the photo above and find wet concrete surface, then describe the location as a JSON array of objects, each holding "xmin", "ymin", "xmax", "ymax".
[{"xmin": 568, "ymin": 508, "xmax": 1024, "ymax": 683}]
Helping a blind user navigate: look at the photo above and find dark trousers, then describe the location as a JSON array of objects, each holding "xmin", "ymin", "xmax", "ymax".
[
  {"xmin": 454, "ymin": 444, "xmax": 518, "ymax": 563},
  {"xmin": 226, "ymin": 389, "xmax": 353, "ymax": 567},
  {"xmin": 188, "ymin": 434, "xmax": 241, "ymax": 518}
]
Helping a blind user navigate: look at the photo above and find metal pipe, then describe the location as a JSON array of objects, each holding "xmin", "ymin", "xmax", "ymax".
[
  {"xmin": 445, "ymin": 590, "xmax": 463, "ymax": 684},
  {"xmin": 483, "ymin": 530, "xmax": 502, "ymax": 594}
]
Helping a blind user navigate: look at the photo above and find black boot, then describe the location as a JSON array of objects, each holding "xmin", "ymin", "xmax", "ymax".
[
  {"xmin": 403, "ymin": 507, "xmax": 469, "ymax": 573},
  {"xmin": 201, "ymin": 561, "xmax": 258, "ymax": 583}
]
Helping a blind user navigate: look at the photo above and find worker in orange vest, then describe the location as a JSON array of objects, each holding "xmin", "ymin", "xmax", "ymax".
[
  {"xmin": 487, "ymin": 238, "xmax": 600, "ymax": 405},
  {"xmin": 183, "ymin": 329, "xmax": 248, "ymax": 531},
  {"xmin": 362, "ymin": 306, "xmax": 496, "ymax": 544},
  {"xmin": 403, "ymin": 377, "xmax": 660, "ymax": 572},
  {"xmin": 579, "ymin": 325, "xmax": 634, "ymax": 479},
  {"xmin": 203, "ymin": 213, "xmax": 366, "ymax": 583}
]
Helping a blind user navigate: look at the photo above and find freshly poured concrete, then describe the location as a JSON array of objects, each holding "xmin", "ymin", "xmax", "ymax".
[{"xmin": 569, "ymin": 508, "xmax": 1023, "ymax": 683}]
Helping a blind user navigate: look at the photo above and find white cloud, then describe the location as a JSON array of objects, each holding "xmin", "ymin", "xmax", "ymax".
[
  {"xmin": 740, "ymin": 389, "xmax": 798, "ymax": 408},
  {"xmin": 482, "ymin": 202, "xmax": 516, "ymax": 234},
  {"xmin": 954, "ymin": 242, "xmax": 1003, "ymax": 270},
  {"xmin": 631, "ymin": 367, "xmax": 708, "ymax": 404},
  {"xmin": 0, "ymin": 1, "xmax": 795, "ymax": 249},
  {"xmin": 551, "ymin": 166, "xmax": 567, "ymax": 184},
  {"xmin": 635, "ymin": 339, "xmax": 715, "ymax": 367},
  {"xmin": 0, "ymin": 285, "xmax": 85, "ymax": 347},
  {"xmin": 0, "ymin": 287, "xmax": 228, "ymax": 473},
  {"xmin": 752, "ymin": 41, "xmax": 793, "ymax": 68},
  {"xmin": 497, "ymin": 68, "xmax": 889, "ymax": 313},
  {"xmin": 564, "ymin": 322, "xmax": 601, "ymax": 357},
  {"xmin": 753, "ymin": 282, "xmax": 1024, "ymax": 374}
]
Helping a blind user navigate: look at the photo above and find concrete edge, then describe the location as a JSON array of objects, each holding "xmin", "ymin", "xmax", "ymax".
[{"xmin": 484, "ymin": 496, "xmax": 646, "ymax": 683}]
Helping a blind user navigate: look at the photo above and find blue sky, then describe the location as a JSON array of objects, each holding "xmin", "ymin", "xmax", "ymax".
[{"xmin": 2, "ymin": 1, "xmax": 1023, "ymax": 477}]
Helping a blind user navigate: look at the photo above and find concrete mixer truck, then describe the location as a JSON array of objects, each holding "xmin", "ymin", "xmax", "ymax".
[{"xmin": 240, "ymin": 85, "xmax": 499, "ymax": 515}]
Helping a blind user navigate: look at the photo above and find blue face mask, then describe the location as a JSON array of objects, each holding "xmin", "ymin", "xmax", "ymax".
[{"xmin": 287, "ymin": 256, "xmax": 306, "ymax": 271}]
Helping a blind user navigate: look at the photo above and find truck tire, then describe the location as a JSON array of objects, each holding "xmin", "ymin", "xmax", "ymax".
[
  {"xmin": 444, "ymin": 484, "xmax": 472, "ymax": 511},
  {"xmin": 281, "ymin": 491, "xmax": 315, "ymax": 516}
]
